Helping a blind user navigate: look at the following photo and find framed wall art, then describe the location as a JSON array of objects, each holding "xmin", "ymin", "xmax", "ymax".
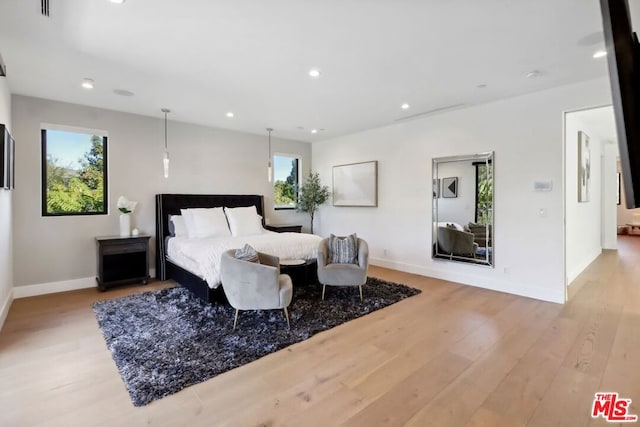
[
  {"xmin": 442, "ymin": 176, "xmax": 458, "ymax": 198},
  {"xmin": 332, "ymin": 160, "xmax": 378, "ymax": 207}
]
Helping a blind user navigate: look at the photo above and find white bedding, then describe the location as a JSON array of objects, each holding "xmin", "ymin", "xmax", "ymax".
[{"xmin": 167, "ymin": 230, "xmax": 322, "ymax": 288}]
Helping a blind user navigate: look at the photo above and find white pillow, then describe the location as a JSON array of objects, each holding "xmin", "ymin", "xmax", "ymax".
[
  {"xmin": 224, "ymin": 206, "xmax": 264, "ymax": 237},
  {"xmin": 169, "ymin": 215, "xmax": 188, "ymax": 237},
  {"xmin": 180, "ymin": 208, "xmax": 231, "ymax": 238}
]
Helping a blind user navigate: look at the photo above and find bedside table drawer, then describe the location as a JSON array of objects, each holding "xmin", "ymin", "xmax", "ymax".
[{"xmin": 102, "ymin": 242, "xmax": 147, "ymax": 255}]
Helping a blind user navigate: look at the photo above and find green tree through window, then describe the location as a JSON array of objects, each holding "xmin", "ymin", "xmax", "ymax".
[
  {"xmin": 42, "ymin": 129, "xmax": 108, "ymax": 215},
  {"xmin": 475, "ymin": 163, "xmax": 493, "ymax": 224},
  {"xmin": 273, "ymin": 155, "xmax": 299, "ymax": 209}
]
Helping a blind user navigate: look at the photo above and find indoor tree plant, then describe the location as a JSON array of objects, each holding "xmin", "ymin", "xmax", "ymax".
[{"xmin": 296, "ymin": 172, "xmax": 330, "ymax": 234}]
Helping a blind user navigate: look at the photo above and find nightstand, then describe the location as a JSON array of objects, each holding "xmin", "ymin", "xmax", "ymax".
[
  {"xmin": 265, "ymin": 224, "xmax": 303, "ymax": 233},
  {"xmin": 95, "ymin": 235, "xmax": 150, "ymax": 291}
]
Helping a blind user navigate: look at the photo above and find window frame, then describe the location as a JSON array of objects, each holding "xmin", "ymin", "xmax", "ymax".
[
  {"xmin": 272, "ymin": 152, "xmax": 301, "ymax": 211},
  {"xmin": 41, "ymin": 126, "xmax": 109, "ymax": 217}
]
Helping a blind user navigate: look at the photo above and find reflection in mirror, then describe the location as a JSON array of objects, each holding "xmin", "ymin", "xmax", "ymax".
[{"xmin": 432, "ymin": 152, "xmax": 494, "ymax": 267}]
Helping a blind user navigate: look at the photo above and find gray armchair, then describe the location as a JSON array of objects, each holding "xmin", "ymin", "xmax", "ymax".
[
  {"xmin": 317, "ymin": 238, "xmax": 369, "ymax": 301},
  {"xmin": 220, "ymin": 250, "xmax": 293, "ymax": 329},
  {"xmin": 437, "ymin": 226, "xmax": 478, "ymax": 258}
]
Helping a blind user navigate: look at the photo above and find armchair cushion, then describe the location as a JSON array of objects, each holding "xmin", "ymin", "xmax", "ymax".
[
  {"xmin": 328, "ymin": 233, "xmax": 358, "ymax": 264},
  {"xmin": 234, "ymin": 243, "xmax": 260, "ymax": 263}
]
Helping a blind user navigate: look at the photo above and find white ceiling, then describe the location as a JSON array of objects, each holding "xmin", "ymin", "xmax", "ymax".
[{"xmin": 0, "ymin": 0, "xmax": 628, "ymax": 142}]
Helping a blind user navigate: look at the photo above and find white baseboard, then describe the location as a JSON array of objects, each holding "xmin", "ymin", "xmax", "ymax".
[
  {"xmin": 13, "ymin": 276, "xmax": 96, "ymax": 299},
  {"xmin": 13, "ymin": 268, "xmax": 157, "ymax": 299},
  {"xmin": 567, "ymin": 249, "xmax": 602, "ymax": 286},
  {"xmin": 369, "ymin": 257, "xmax": 565, "ymax": 304},
  {"xmin": 0, "ymin": 288, "xmax": 14, "ymax": 331}
]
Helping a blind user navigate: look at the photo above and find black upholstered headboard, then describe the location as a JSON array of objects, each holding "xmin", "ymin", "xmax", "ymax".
[{"xmin": 155, "ymin": 194, "xmax": 265, "ymax": 280}]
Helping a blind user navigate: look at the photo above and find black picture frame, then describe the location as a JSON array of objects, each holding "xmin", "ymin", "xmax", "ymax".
[
  {"xmin": 0, "ymin": 124, "xmax": 14, "ymax": 190},
  {"xmin": 442, "ymin": 176, "xmax": 458, "ymax": 198}
]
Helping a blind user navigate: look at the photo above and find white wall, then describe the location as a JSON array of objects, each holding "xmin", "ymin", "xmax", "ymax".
[
  {"xmin": 565, "ymin": 111, "xmax": 604, "ymax": 285},
  {"xmin": 601, "ymin": 143, "xmax": 618, "ymax": 250},
  {"xmin": 11, "ymin": 95, "xmax": 311, "ymax": 290},
  {"xmin": 436, "ymin": 160, "xmax": 477, "ymax": 227},
  {"xmin": 0, "ymin": 77, "xmax": 12, "ymax": 329},
  {"xmin": 313, "ymin": 78, "xmax": 612, "ymax": 304}
]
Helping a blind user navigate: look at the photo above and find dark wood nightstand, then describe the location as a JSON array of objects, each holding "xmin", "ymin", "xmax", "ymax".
[
  {"xmin": 95, "ymin": 235, "xmax": 150, "ymax": 291},
  {"xmin": 265, "ymin": 224, "xmax": 303, "ymax": 233}
]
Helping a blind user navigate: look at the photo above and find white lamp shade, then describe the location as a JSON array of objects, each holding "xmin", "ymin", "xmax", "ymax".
[{"xmin": 163, "ymin": 151, "xmax": 170, "ymax": 179}]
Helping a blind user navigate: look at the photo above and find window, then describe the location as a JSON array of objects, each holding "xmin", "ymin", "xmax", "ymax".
[
  {"xmin": 273, "ymin": 154, "xmax": 300, "ymax": 209},
  {"xmin": 474, "ymin": 161, "xmax": 493, "ymax": 224},
  {"xmin": 41, "ymin": 127, "xmax": 108, "ymax": 216}
]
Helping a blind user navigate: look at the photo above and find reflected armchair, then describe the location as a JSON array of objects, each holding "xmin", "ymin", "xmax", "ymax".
[
  {"xmin": 220, "ymin": 250, "xmax": 293, "ymax": 329},
  {"xmin": 437, "ymin": 226, "xmax": 478, "ymax": 258},
  {"xmin": 317, "ymin": 237, "xmax": 369, "ymax": 301}
]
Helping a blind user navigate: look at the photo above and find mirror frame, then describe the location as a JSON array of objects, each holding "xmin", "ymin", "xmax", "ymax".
[{"xmin": 432, "ymin": 151, "xmax": 494, "ymax": 267}]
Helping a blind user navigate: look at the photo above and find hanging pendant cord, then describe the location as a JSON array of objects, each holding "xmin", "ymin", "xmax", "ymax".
[{"xmin": 164, "ymin": 112, "xmax": 168, "ymax": 150}]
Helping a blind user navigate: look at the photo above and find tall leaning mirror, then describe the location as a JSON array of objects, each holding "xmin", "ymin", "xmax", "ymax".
[{"xmin": 432, "ymin": 152, "xmax": 494, "ymax": 267}]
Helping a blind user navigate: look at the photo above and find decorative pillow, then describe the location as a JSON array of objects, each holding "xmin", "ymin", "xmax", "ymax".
[
  {"xmin": 329, "ymin": 233, "xmax": 359, "ymax": 264},
  {"xmin": 224, "ymin": 206, "xmax": 263, "ymax": 237},
  {"xmin": 168, "ymin": 215, "xmax": 188, "ymax": 237},
  {"xmin": 180, "ymin": 208, "xmax": 231, "ymax": 239},
  {"xmin": 234, "ymin": 244, "xmax": 260, "ymax": 263}
]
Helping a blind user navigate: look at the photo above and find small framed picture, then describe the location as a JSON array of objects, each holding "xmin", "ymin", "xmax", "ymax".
[{"xmin": 442, "ymin": 177, "xmax": 458, "ymax": 198}]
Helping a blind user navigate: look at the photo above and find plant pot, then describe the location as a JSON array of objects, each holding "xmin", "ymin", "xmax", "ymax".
[{"xmin": 119, "ymin": 214, "xmax": 131, "ymax": 237}]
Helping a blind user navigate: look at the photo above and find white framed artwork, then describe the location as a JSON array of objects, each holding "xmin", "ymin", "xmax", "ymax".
[{"xmin": 332, "ymin": 160, "xmax": 378, "ymax": 207}]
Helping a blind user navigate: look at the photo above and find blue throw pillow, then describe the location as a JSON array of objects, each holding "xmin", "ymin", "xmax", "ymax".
[{"xmin": 329, "ymin": 233, "xmax": 358, "ymax": 264}]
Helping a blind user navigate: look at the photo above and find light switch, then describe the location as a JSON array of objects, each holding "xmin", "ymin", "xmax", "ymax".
[{"xmin": 534, "ymin": 181, "xmax": 553, "ymax": 191}]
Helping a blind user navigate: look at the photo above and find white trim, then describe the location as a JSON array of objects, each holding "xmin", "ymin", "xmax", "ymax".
[
  {"xmin": 13, "ymin": 268, "xmax": 156, "ymax": 299},
  {"xmin": 0, "ymin": 288, "xmax": 13, "ymax": 331},
  {"xmin": 369, "ymin": 257, "xmax": 565, "ymax": 304},
  {"xmin": 566, "ymin": 248, "xmax": 601, "ymax": 286},
  {"xmin": 13, "ymin": 276, "xmax": 96, "ymax": 298}
]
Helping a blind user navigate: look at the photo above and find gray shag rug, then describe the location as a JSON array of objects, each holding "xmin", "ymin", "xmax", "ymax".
[{"xmin": 93, "ymin": 277, "xmax": 421, "ymax": 406}]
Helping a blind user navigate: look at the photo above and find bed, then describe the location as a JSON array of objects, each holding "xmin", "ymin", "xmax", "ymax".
[{"xmin": 155, "ymin": 194, "xmax": 321, "ymax": 303}]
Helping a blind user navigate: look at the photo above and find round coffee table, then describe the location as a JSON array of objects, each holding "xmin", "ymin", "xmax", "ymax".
[{"xmin": 279, "ymin": 258, "xmax": 318, "ymax": 287}]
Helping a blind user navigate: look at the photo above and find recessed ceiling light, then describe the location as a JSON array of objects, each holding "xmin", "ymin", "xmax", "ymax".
[
  {"xmin": 81, "ymin": 78, "xmax": 94, "ymax": 89},
  {"xmin": 308, "ymin": 69, "xmax": 321, "ymax": 78},
  {"xmin": 109, "ymin": 0, "xmax": 126, "ymax": 4},
  {"xmin": 311, "ymin": 129, "xmax": 318, "ymax": 134},
  {"xmin": 226, "ymin": 112, "xmax": 234, "ymax": 118},
  {"xmin": 476, "ymin": 84, "xmax": 487, "ymax": 89},
  {"xmin": 593, "ymin": 50, "xmax": 607, "ymax": 58},
  {"xmin": 526, "ymin": 70, "xmax": 541, "ymax": 79},
  {"xmin": 401, "ymin": 103, "xmax": 410, "ymax": 110}
]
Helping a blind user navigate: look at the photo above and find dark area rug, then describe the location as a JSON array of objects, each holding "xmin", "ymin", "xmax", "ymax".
[{"xmin": 93, "ymin": 277, "xmax": 421, "ymax": 406}]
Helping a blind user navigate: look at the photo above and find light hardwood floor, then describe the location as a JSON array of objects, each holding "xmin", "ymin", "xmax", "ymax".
[{"xmin": 1, "ymin": 237, "xmax": 638, "ymax": 426}]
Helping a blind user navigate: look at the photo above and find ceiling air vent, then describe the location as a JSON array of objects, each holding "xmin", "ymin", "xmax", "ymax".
[
  {"xmin": 41, "ymin": 0, "xmax": 50, "ymax": 17},
  {"xmin": 394, "ymin": 103, "xmax": 465, "ymax": 122}
]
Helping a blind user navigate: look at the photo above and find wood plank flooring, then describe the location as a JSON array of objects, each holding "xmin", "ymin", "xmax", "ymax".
[{"xmin": 0, "ymin": 236, "xmax": 638, "ymax": 426}]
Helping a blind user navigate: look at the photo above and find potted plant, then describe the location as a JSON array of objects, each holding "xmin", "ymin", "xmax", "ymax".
[{"xmin": 296, "ymin": 172, "xmax": 330, "ymax": 234}]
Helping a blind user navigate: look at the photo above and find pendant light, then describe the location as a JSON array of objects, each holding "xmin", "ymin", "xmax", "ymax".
[
  {"xmin": 267, "ymin": 128, "xmax": 273, "ymax": 182},
  {"xmin": 162, "ymin": 108, "xmax": 170, "ymax": 179}
]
